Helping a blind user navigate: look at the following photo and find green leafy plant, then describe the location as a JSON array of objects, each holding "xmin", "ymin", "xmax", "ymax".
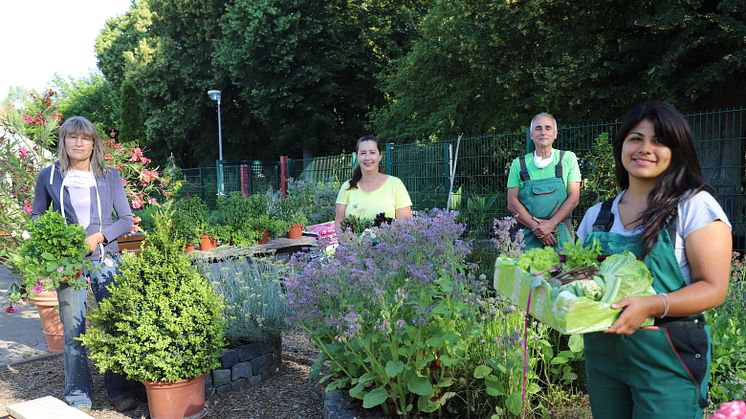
[
  {"xmin": 5, "ymin": 209, "xmax": 93, "ymax": 313},
  {"xmin": 80, "ymin": 207, "xmax": 226, "ymax": 382},
  {"xmin": 286, "ymin": 209, "xmax": 575, "ymax": 417},
  {"xmin": 171, "ymin": 196, "xmax": 207, "ymax": 245},
  {"xmin": 583, "ymin": 132, "xmax": 617, "ymax": 203},
  {"xmin": 339, "ymin": 214, "xmax": 374, "ymax": 234},
  {"xmin": 214, "ymin": 192, "xmax": 261, "ymax": 245},
  {"xmin": 708, "ymin": 252, "xmax": 746, "ymax": 405},
  {"xmin": 196, "ymin": 257, "xmax": 288, "ymax": 345},
  {"xmin": 460, "ymin": 194, "xmax": 497, "ymax": 238},
  {"xmin": 286, "ymin": 177, "xmax": 341, "ymax": 225}
]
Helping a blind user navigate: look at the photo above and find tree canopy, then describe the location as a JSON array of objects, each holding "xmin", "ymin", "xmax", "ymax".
[{"xmin": 87, "ymin": 0, "xmax": 745, "ymax": 165}]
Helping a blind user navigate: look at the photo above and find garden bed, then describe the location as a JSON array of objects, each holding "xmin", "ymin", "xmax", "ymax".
[{"xmin": 0, "ymin": 329, "xmax": 322, "ymax": 419}]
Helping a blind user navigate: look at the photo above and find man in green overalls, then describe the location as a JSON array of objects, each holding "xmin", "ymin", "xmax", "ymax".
[{"xmin": 507, "ymin": 113, "xmax": 581, "ymax": 250}]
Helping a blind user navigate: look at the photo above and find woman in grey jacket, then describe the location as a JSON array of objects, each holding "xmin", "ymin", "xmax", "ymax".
[{"xmin": 32, "ymin": 116, "xmax": 141, "ymax": 412}]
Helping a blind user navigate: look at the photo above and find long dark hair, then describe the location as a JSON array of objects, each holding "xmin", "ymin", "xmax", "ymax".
[
  {"xmin": 347, "ymin": 134, "xmax": 381, "ymax": 190},
  {"xmin": 613, "ymin": 101, "xmax": 713, "ymax": 254}
]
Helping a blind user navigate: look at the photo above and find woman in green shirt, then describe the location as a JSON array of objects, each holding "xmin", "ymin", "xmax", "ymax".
[{"xmin": 335, "ymin": 135, "xmax": 413, "ymax": 235}]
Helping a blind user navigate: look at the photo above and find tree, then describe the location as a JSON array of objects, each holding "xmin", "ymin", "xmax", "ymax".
[
  {"xmin": 52, "ymin": 73, "xmax": 119, "ymax": 133},
  {"xmin": 215, "ymin": 0, "xmax": 429, "ymax": 157},
  {"xmin": 118, "ymin": 79, "xmax": 144, "ymax": 141},
  {"xmin": 372, "ymin": 0, "xmax": 746, "ymax": 140}
]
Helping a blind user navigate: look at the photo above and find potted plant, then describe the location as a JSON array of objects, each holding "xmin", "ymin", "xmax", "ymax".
[
  {"xmin": 80, "ymin": 208, "xmax": 226, "ymax": 419},
  {"xmin": 6, "ymin": 209, "xmax": 92, "ymax": 352},
  {"xmin": 275, "ymin": 195, "xmax": 307, "ymax": 239},
  {"xmin": 172, "ymin": 196, "xmax": 207, "ymax": 251}
]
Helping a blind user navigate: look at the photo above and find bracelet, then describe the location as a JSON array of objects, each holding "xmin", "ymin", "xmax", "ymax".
[{"xmin": 657, "ymin": 293, "xmax": 670, "ymax": 318}]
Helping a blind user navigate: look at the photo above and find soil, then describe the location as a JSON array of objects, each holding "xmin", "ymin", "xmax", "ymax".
[{"xmin": 0, "ymin": 328, "xmax": 323, "ymax": 419}]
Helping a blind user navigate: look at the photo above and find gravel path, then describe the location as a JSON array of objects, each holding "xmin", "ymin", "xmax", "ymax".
[{"xmin": 0, "ymin": 329, "xmax": 323, "ymax": 419}]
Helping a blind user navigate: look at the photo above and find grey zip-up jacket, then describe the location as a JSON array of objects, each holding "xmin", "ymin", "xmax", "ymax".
[{"xmin": 32, "ymin": 162, "xmax": 134, "ymax": 260}]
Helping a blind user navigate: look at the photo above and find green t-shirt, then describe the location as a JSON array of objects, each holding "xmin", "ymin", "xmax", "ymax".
[
  {"xmin": 507, "ymin": 150, "xmax": 582, "ymax": 189},
  {"xmin": 336, "ymin": 175, "xmax": 412, "ymax": 220}
]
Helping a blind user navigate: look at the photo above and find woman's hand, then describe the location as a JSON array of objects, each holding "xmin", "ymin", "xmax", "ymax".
[
  {"xmin": 605, "ymin": 295, "xmax": 661, "ymax": 335},
  {"xmin": 85, "ymin": 232, "xmax": 105, "ymax": 254}
]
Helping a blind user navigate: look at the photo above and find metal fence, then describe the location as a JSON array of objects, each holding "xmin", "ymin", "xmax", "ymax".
[{"xmin": 180, "ymin": 108, "xmax": 746, "ymax": 250}]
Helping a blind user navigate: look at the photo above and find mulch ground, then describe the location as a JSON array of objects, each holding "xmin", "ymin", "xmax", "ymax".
[{"xmin": 0, "ymin": 328, "xmax": 323, "ymax": 419}]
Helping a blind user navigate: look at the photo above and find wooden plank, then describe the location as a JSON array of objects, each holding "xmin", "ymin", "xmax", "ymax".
[{"xmin": 7, "ymin": 396, "xmax": 94, "ymax": 419}]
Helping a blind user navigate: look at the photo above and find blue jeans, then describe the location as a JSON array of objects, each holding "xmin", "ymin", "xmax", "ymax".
[{"xmin": 57, "ymin": 256, "xmax": 140, "ymax": 408}]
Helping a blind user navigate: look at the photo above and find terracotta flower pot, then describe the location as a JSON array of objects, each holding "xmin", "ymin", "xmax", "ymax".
[
  {"xmin": 184, "ymin": 243, "xmax": 195, "ymax": 253},
  {"xmin": 143, "ymin": 374, "xmax": 208, "ymax": 419},
  {"xmin": 29, "ymin": 290, "xmax": 64, "ymax": 353},
  {"xmin": 199, "ymin": 234, "xmax": 213, "ymax": 251},
  {"xmin": 287, "ymin": 224, "xmax": 303, "ymax": 239}
]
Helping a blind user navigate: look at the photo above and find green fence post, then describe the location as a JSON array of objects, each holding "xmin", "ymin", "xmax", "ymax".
[
  {"xmin": 443, "ymin": 143, "xmax": 451, "ymax": 208},
  {"xmin": 217, "ymin": 160, "xmax": 224, "ymax": 196},
  {"xmin": 385, "ymin": 143, "xmax": 394, "ymax": 175}
]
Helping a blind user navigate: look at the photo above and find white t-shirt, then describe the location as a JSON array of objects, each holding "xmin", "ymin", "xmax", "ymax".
[
  {"xmin": 577, "ymin": 190, "xmax": 731, "ymax": 284},
  {"xmin": 63, "ymin": 169, "xmax": 96, "ymax": 229}
]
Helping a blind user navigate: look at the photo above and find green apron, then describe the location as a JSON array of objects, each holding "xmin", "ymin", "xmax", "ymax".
[
  {"xmin": 582, "ymin": 199, "xmax": 710, "ymax": 419},
  {"xmin": 517, "ymin": 151, "xmax": 573, "ymax": 250}
]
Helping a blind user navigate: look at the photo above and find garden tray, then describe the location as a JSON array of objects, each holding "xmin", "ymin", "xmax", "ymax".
[{"xmin": 493, "ymin": 255, "xmax": 655, "ymax": 335}]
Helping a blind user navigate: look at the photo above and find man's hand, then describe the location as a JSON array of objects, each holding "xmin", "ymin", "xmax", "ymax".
[{"xmin": 531, "ymin": 218, "xmax": 557, "ymax": 246}]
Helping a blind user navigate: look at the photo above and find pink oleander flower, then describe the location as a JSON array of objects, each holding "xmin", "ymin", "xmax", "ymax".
[
  {"xmin": 32, "ymin": 285, "xmax": 45, "ymax": 294},
  {"xmin": 147, "ymin": 197, "xmax": 157, "ymax": 205},
  {"xmin": 22, "ymin": 114, "xmax": 34, "ymax": 124},
  {"xmin": 18, "ymin": 146, "xmax": 30, "ymax": 158},
  {"xmin": 131, "ymin": 197, "xmax": 142, "ymax": 209},
  {"xmin": 23, "ymin": 201, "xmax": 32, "ymax": 213},
  {"xmin": 710, "ymin": 401, "xmax": 746, "ymax": 419},
  {"xmin": 121, "ymin": 178, "xmax": 127, "ymax": 186}
]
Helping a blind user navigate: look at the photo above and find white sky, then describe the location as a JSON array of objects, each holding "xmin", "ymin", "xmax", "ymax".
[{"xmin": 0, "ymin": 0, "xmax": 132, "ymax": 100}]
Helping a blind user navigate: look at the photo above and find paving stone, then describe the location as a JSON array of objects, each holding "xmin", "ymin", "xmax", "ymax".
[{"xmin": 7, "ymin": 396, "xmax": 94, "ymax": 419}]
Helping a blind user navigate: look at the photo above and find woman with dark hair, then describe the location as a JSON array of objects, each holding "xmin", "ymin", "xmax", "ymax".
[
  {"xmin": 32, "ymin": 116, "xmax": 141, "ymax": 412},
  {"xmin": 577, "ymin": 101, "xmax": 732, "ymax": 418},
  {"xmin": 334, "ymin": 135, "xmax": 413, "ymax": 235}
]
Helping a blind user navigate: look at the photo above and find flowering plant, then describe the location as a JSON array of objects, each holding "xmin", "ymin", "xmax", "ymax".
[
  {"xmin": 102, "ymin": 139, "xmax": 179, "ymax": 232},
  {"xmin": 5, "ymin": 209, "xmax": 92, "ymax": 313},
  {"xmin": 710, "ymin": 400, "xmax": 746, "ymax": 419},
  {"xmin": 0, "ymin": 90, "xmax": 60, "ymax": 266},
  {"xmin": 286, "ymin": 209, "xmax": 564, "ymax": 417}
]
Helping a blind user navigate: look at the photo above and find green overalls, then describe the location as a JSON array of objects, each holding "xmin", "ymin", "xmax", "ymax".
[
  {"xmin": 582, "ymin": 199, "xmax": 710, "ymax": 419},
  {"xmin": 517, "ymin": 151, "xmax": 574, "ymax": 250}
]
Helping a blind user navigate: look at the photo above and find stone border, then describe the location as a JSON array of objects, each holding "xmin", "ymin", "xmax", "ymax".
[{"xmin": 205, "ymin": 335, "xmax": 282, "ymax": 395}]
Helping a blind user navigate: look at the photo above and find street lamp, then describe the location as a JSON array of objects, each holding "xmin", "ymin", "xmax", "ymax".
[{"xmin": 207, "ymin": 89, "xmax": 223, "ymax": 195}]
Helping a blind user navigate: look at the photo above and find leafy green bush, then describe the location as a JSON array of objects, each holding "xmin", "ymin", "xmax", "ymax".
[
  {"xmin": 214, "ymin": 192, "xmax": 261, "ymax": 245},
  {"xmin": 80, "ymin": 208, "xmax": 226, "ymax": 382},
  {"xmin": 287, "ymin": 177, "xmax": 340, "ymax": 225},
  {"xmin": 171, "ymin": 195, "xmax": 208, "ymax": 244},
  {"xmin": 708, "ymin": 252, "xmax": 746, "ymax": 405},
  {"xmin": 197, "ymin": 257, "xmax": 288, "ymax": 345},
  {"xmin": 6, "ymin": 210, "xmax": 93, "ymax": 311}
]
